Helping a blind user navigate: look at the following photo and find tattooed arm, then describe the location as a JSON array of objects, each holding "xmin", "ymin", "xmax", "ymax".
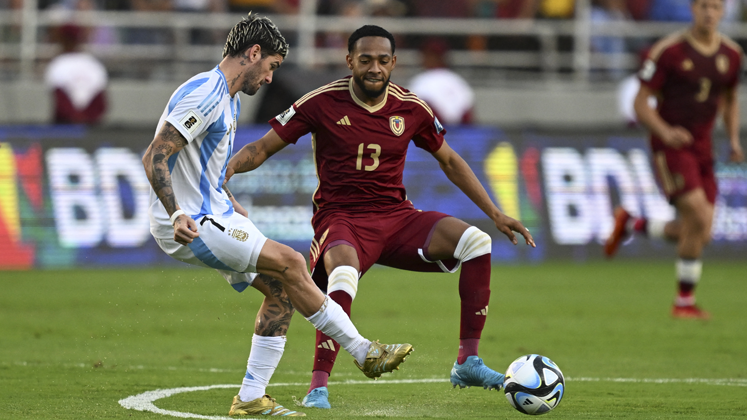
[
  {"xmin": 142, "ymin": 121, "xmax": 199, "ymax": 245},
  {"xmin": 224, "ymin": 128, "xmax": 289, "ymax": 184},
  {"xmin": 223, "ymin": 184, "xmax": 248, "ymax": 218}
]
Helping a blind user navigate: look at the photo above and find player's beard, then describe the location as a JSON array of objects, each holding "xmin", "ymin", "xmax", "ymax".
[
  {"xmin": 240, "ymin": 66, "xmax": 263, "ymax": 96},
  {"xmin": 354, "ymin": 74, "xmax": 390, "ymax": 99}
]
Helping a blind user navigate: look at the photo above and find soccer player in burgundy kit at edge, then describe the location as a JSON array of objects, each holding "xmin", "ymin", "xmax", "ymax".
[
  {"xmin": 225, "ymin": 25, "xmax": 536, "ymax": 409},
  {"xmin": 605, "ymin": 0, "xmax": 744, "ymax": 319}
]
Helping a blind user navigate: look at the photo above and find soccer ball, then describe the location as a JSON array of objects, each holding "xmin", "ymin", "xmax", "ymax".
[{"xmin": 503, "ymin": 354, "xmax": 565, "ymax": 415}]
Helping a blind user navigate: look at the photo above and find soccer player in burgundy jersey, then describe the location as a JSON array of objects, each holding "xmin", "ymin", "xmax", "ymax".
[
  {"xmin": 605, "ymin": 0, "xmax": 744, "ymax": 319},
  {"xmin": 225, "ymin": 25, "xmax": 535, "ymax": 409}
]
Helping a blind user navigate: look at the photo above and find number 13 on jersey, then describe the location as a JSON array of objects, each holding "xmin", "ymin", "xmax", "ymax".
[{"xmin": 356, "ymin": 143, "xmax": 381, "ymax": 171}]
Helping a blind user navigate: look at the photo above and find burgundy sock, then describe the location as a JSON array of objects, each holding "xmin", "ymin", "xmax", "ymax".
[
  {"xmin": 457, "ymin": 338, "xmax": 480, "ymax": 365},
  {"xmin": 633, "ymin": 218, "xmax": 647, "ymax": 234},
  {"xmin": 457, "ymin": 254, "xmax": 491, "ymax": 363},
  {"xmin": 308, "ymin": 370, "xmax": 330, "ymax": 392}
]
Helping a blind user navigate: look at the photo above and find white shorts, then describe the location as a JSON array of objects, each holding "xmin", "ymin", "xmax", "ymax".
[{"xmin": 155, "ymin": 212, "xmax": 268, "ymax": 292}]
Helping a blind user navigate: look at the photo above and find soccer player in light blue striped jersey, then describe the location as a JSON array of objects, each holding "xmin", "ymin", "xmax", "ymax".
[{"xmin": 143, "ymin": 13, "xmax": 413, "ymax": 417}]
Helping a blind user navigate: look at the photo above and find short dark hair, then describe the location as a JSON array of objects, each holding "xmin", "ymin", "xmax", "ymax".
[
  {"xmin": 223, "ymin": 12, "xmax": 289, "ymax": 59},
  {"xmin": 347, "ymin": 25, "xmax": 395, "ymax": 54}
]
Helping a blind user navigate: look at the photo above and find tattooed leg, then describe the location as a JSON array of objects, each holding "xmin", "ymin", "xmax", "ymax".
[{"xmin": 252, "ymin": 274, "xmax": 294, "ymax": 337}]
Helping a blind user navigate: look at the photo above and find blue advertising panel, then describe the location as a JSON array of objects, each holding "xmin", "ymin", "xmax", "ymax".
[{"xmin": 0, "ymin": 125, "xmax": 745, "ymax": 269}]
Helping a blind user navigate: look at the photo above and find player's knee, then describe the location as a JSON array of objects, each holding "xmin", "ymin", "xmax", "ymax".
[
  {"xmin": 453, "ymin": 226, "xmax": 492, "ymax": 262},
  {"xmin": 327, "ymin": 266, "xmax": 359, "ymax": 300}
]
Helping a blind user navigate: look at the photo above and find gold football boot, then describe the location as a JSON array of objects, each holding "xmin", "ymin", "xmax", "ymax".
[
  {"xmin": 354, "ymin": 340, "xmax": 414, "ymax": 379},
  {"xmin": 228, "ymin": 395, "xmax": 305, "ymax": 416}
]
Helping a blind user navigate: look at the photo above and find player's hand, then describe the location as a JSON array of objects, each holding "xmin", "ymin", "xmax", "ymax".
[
  {"xmin": 494, "ymin": 214, "xmax": 536, "ymax": 248},
  {"xmin": 661, "ymin": 126, "xmax": 693, "ymax": 149},
  {"xmin": 173, "ymin": 214, "xmax": 199, "ymax": 245},
  {"xmin": 224, "ymin": 166, "xmax": 236, "ymax": 184},
  {"xmin": 729, "ymin": 142, "xmax": 744, "ymax": 163}
]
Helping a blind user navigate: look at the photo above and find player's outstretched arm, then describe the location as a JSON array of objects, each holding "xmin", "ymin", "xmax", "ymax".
[
  {"xmin": 142, "ymin": 121, "xmax": 199, "ymax": 245},
  {"xmin": 722, "ymin": 86, "xmax": 744, "ymax": 163},
  {"xmin": 225, "ymin": 128, "xmax": 289, "ymax": 183},
  {"xmin": 432, "ymin": 140, "xmax": 535, "ymax": 247}
]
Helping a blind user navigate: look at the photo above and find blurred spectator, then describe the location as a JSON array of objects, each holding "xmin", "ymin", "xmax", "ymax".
[
  {"xmin": 472, "ymin": 0, "xmax": 538, "ymax": 19},
  {"xmin": 647, "ymin": 0, "xmax": 690, "ymax": 21},
  {"xmin": 174, "ymin": 0, "xmax": 227, "ymax": 44},
  {"xmin": 0, "ymin": 0, "xmax": 23, "ymax": 43},
  {"xmin": 229, "ymin": 0, "xmax": 298, "ymax": 13},
  {"xmin": 538, "ymin": 0, "xmax": 574, "ymax": 18},
  {"xmin": 411, "ymin": 0, "xmax": 470, "ymax": 17},
  {"xmin": 723, "ymin": 0, "xmax": 747, "ymax": 22},
  {"xmin": 125, "ymin": 0, "xmax": 173, "ymax": 44},
  {"xmin": 46, "ymin": 0, "xmax": 118, "ymax": 45},
  {"xmin": 407, "ymin": 38, "xmax": 475, "ymax": 125},
  {"xmin": 625, "ymin": 0, "xmax": 651, "ymax": 20},
  {"xmin": 44, "ymin": 23, "xmax": 108, "ymax": 124},
  {"xmin": 591, "ymin": 0, "xmax": 629, "ymax": 80}
]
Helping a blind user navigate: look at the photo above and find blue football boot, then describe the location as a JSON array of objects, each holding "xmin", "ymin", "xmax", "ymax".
[
  {"xmin": 299, "ymin": 387, "xmax": 331, "ymax": 409},
  {"xmin": 450, "ymin": 355, "xmax": 504, "ymax": 391}
]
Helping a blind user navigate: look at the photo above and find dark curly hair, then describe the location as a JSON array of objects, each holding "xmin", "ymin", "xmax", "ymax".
[
  {"xmin": 347, "ymin": 25, "xmax": 395, "ymax": 54},
  {"xmin": 223, "ymin": 12, "xmax": 289, "ymax": 59}
]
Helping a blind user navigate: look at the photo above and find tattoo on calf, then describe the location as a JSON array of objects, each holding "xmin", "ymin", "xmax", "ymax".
[{"xmin": 255, "ymin": 274, "xmax": 294, "ymax": 336}]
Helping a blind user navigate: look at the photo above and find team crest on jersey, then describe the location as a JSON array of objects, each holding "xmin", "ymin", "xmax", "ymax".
[
  {"xmin": 716, "ymin": 54, "xmax": 729, "ymax": 74},
  {"xmin": 681, "ymin": 59, "xmax": 693, "ymax": 71},
  {"xmin": 389, "ymin": 116, "xmax": 405, "ymax": 136},
  {"xmin": 276, "ymin": 106, "xmax": 296, "ymax": 126},
  {"xmin": 228, "ymin": 228, "xmax": 249, "ymax": 242}
]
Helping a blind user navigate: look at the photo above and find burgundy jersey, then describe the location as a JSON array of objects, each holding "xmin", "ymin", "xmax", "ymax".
[
  {"xmin": 638, "ymin": 31, "xmax": 743, "ymax": 155},
  {"xmin": 270, "ymin": 76, "xmax": 446, "ymax": 213}
]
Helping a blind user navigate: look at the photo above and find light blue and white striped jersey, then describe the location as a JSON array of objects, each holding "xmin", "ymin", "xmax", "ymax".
[{"xmin": 148, "ymin": 65, "xmax": 241, "ymax": 239}]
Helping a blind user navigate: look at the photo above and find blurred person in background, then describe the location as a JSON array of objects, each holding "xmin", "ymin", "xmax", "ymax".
[
  {"xmin": 229, "ymin": 0, "xmax": 298, "ymax": 13},
  {"xmin": 648, "ymin": 0, "xmax": 692, "ymax": 20},
  {"xmin": 590, "ymin": 0, "xmax": 632, "ymax": 80},
  {"xmin": 408, "ymin": 37, "xmax": 475, "ymax": 125},
  {"xmin": 45, "ymin": 0, "xmax": 118, "ymax": 45},
  {"xmin": 142, "ymin": 13, "xmax": 412, "ymax": 416},
  {"xmin": 44, "ymin": 23, "xmax": 108, "ymax": 124},
  {"xmin": 173, "ymin": 0, "xmax": 228, "ymax": 45},
  {"xmin": 125, "ymin": 0, "xmax": 173, "ymax": 44},
  {"xmin": 605, "ymin": 0, "xmax": 744, "ymax": 319},
  {"xmin": 537, "ymin": 0, "xmax": 574, "ymax": 18}
]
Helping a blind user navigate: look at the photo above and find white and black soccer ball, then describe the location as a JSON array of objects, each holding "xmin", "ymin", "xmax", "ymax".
[{"xmin": 503, "ymin": 354, "xmax": 565, "ymax": 415}]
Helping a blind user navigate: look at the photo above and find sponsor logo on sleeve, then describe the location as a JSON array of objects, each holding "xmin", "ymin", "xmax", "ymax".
[
  {"xmin": 434, "ymin": 116, "xmax": 444, "ymax": 134},
  {"xmin": 639, "ymin": 59, "xmax": 656, "ymax": 81},
  {"xmin": 276, "ymin": 106, "xmax": 296, "ymax": 126},
  {"xmin": 180, "ymin": 110, "xmax": 203, "ymax": 135}
]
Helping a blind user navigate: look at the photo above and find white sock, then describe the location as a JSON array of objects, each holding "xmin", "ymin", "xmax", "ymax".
[
  {"xmin": 676, "ymin": 258, "xmax": 702, "ymax": 283},
  {"xmin": 646, "ymin": 219, "xmax": 667, "ymax": 239},
  {"xmin": 305, "ymin": 297, "xmax": 371, "ymax": 364},
  {"xmin": 675, "ymin": 258, "xmax": 702, "ymax": 306},
  {"xmin": 238, "ymin": 334, "xmax": 286, "ymax": 402}
]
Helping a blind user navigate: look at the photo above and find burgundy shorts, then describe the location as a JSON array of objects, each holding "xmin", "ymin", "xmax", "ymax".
[
  {"xmin": 652, "ymin": 148, "xmax": 717, "ymax": 205},
  {"xmin": 309, "ymin": 201, "xmax": 456, "ymax": 290}
]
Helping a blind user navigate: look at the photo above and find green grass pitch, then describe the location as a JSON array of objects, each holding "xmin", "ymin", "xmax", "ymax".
[{"xmin": 2, "ymin": 261, "xmax": 746, "ymax": 419}]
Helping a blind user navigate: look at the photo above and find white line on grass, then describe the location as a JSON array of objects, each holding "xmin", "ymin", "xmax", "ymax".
[{"xmin": 119, "ymin": 377, "xmax": 747, "ymax": 419}]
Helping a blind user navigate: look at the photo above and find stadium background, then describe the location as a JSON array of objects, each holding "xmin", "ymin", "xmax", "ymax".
[{"xmin": 1, "ymin": 0, "xmax": 747, "ymax": 269}]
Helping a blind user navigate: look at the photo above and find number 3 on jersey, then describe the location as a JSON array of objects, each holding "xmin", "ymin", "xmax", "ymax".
[
  {"xmin": 356, "ymin": 143, "xmax": 381, "ymax": 171},
  {"xmin": 695, "ymin": 77, "xmax": 711, "ymax": 103}
]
